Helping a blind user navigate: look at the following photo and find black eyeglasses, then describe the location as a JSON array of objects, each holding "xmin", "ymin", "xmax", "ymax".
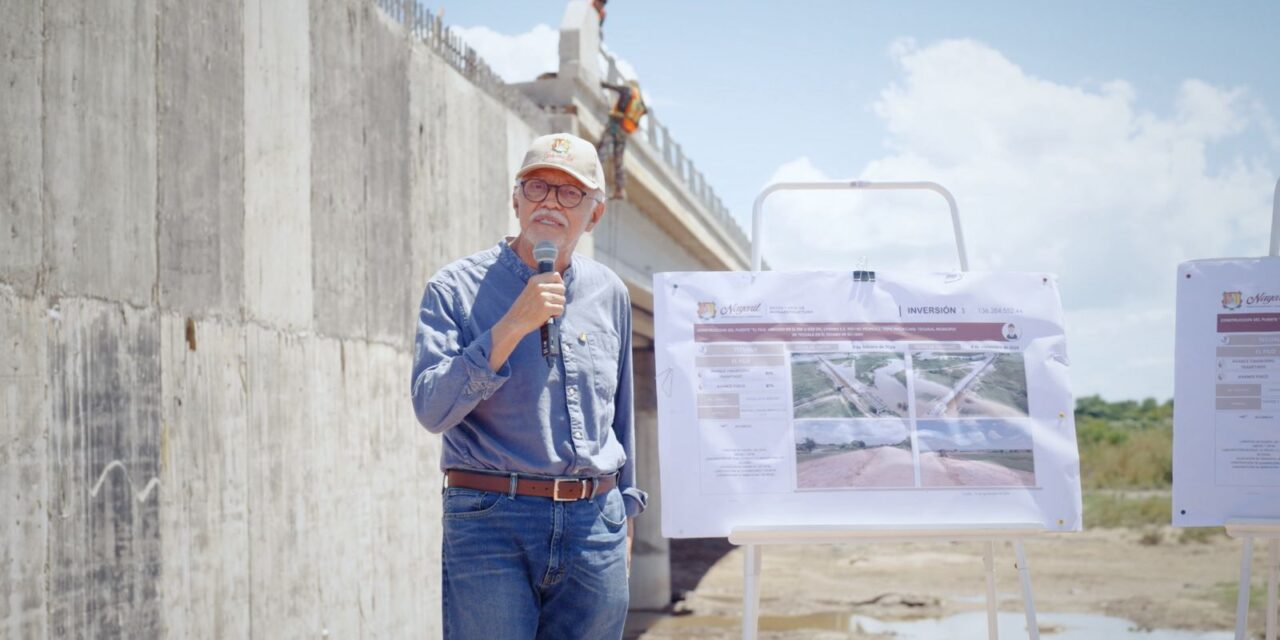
[{"xmin": 519, "ymin": 178, "xmax": 596, "ymax": 208}]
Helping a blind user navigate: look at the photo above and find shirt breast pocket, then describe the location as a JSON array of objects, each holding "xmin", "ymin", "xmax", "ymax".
[{"xmin": 586, "ymin": 331, "xmax": 621, "ymax": 401}]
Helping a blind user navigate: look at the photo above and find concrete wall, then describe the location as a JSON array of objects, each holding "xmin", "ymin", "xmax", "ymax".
[
  {"xmin": 158, "ymin": 0, "xmax": 244, "ymax": 316},
  {"xmin": 1, "ymin": 292, "xmax": 49, "ymax": 639},
  {"xmin": 0, "ymin": 2, "xmax": 43, "ymax": 296},
  {"xmin": 43, "ymin": 1, "xmax": 158, "ymax": 307},
  {"xmin": 0, "ymin": 0, "xmax": 548, "ymax": 636},
  {"xmin": 245, "ymin": 0, "xmax": 314, "ymax": 330}
]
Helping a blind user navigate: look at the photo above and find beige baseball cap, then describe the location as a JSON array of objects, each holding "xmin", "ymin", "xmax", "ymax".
[{"xmin": 515, "ymin": 133, "xmax": 606, "ymax": 192}]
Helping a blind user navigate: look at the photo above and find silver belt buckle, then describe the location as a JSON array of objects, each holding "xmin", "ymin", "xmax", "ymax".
[{"xmin": 553, "ymin": 477, "xmax": 587, "ymax": 501}]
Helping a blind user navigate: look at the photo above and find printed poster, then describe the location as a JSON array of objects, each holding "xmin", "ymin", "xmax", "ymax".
[
  {"xmin": 1173, "ymin": 258, "xmax": 1280, "ymax": 526},
  {"xmin": 653, "ymin": 270, "xmax": 1082, "ymax": 538}
]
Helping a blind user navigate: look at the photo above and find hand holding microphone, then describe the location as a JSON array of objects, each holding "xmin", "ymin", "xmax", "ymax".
[
  {"xmin": 485, "ymin": 241, "xmax": 565, "ymax": 372},
  {"xmin": 533, "ymin": 241, "xmax": 562, "ymax": 366}
]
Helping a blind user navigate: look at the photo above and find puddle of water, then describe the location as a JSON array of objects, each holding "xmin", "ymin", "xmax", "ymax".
[
  {"xmin": 640, "ymin": 610, "xmax": 1233, "ymax": 638},
  {"xmin": 851, "ymin": 611, "xmax": 1234, "ymax": 639}
]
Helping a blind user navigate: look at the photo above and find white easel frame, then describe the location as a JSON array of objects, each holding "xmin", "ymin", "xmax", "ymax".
[
  {"xmin": 737, "ymin": 180, "xmax": 1048, "ymax": 640},
  {"xmin": 1271, "ymin": 177, "xmax": 1280, "ymax": 258},
  {"xmin": 1224, "ymin": 177, "xmax": 1280, "ymax": 640},
  {"xmin": 750, "ymin": 180, "xmax": 970, "ymax": 272},
  {"xmin": 1227, "ymin": 521, "xmax": 1280, "ymax": 640}
]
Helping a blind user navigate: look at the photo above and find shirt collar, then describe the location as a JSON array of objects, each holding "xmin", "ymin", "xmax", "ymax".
[{"xmin": 499, "ymin": 238, "xmax": 575, "ymax": 285}]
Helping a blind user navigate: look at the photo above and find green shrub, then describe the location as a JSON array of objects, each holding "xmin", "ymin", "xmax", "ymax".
[
  {"xmin": 1082, "ymin": 491, "xmax": 1170, "ymax": 528},
  {"xmin": 1076, "ymin": 395, "xmax": 1174, "ymax": 491}
]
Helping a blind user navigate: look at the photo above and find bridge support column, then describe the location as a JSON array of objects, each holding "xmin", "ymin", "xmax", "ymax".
[
  {"xmin": 629, "ymin": 346, "xmax": 672, "ymax": 610},
  {"xmin": 557, "ymin": 0, "xmax": 601, "ymax": 92}
]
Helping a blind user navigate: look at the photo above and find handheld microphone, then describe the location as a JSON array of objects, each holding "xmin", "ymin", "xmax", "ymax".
[{"xmin": 533, "ymin": 241, "xmax": 561, "ymax": 365}]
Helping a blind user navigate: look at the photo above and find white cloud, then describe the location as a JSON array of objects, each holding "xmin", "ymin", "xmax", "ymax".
[
  {"xmin": 1251, "ymin": 100, "xmax": 1280, "ymax": 151},
  {"xmin": 918, "ymin": 429, "xmax": 985, "ymax": 450},
  {"xmin": 452, "ymin": 23, "xmax": 667, "ymax": 111},
  {"xmin": 918, "ymin": 420, "xmax": 1032, "ymax": 450},
  {"xmin": 762, "ymin": 39, "xmax": 1276, "ymax": 400},
  {"xmin": 450, "ymin": 24, "xmax": 559, "ymax": 83},
  {"xmin": 1064, "ymin": 304, "xmax": 1176, "ymax": 401}
]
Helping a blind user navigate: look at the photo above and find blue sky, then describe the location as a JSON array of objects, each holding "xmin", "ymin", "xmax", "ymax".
[{"xmin": 437, "ymin": 1, "xmax": 1280, "ymax": 401}]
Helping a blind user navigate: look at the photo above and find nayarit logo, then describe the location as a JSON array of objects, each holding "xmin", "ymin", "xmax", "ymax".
[{"xmin": 697, "ymin": 302, "xmax": 717, "ymax": 321}]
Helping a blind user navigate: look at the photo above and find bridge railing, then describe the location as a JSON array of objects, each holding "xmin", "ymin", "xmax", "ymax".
[
  {"xmin": 374, "ymin": 0, "xmax": 550, "ymax": 127},
  {"xmin": 599, "ymin": 49, "xmax": 749, "ymax": 256}
]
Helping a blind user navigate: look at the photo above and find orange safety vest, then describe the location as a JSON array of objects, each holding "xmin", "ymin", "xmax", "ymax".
[{"xmin": 610, "ymin": 86, "xmax": 647, "ymax": 134}]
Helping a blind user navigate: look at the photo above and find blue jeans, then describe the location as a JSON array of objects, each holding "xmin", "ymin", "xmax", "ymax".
[{"xmin": 441, "ymin": 485, "xmax": 630, "ymax": 639}]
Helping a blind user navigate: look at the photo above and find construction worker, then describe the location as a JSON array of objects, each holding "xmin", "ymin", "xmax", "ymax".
[{"xmin": 597, "ymin": 80, "xmax": 646, "ymax": 200}]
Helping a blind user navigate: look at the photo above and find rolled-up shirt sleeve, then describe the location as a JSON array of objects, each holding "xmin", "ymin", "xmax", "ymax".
[
  {"xmin": 411, "ymin": 281, "xmax": 510, "ymax": 434},
  {"xmin": 613, "ymin": 297, "xmax": 648, "ymax": 517}
]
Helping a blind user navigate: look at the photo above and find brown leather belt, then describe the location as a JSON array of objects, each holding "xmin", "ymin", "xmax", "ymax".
[{"xmin": 445, "ymin": 469, "xmax": 616, "ymax": 502}]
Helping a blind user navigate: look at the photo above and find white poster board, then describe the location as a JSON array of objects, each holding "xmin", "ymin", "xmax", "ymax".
[
  {"xmin": 653, "ymin": 270, "xmax": 1082, "ymax": 538},
  {"xmin": 1173, "ymin": 257, "xmax": 1280, "ymax": 526}
]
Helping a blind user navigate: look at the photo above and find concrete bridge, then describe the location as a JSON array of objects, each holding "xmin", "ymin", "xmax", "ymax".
[{"xmin": 0, "ymin": 0, "xmax": 748, "ymax": 636}]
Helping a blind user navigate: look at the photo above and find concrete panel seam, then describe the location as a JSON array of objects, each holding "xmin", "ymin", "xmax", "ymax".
[
  {"xmin": 240, "ymin": 325, "xmax": 254, "ymax": 640},
  {"xmin": 42, "ymin": 292, "xmax": 161, "ymax": 316},
  {"xmin": 153, "ymin": 1, "xmax": 160, "ymax": 310},
  {"xmin": 37, "ymin": 0, "xmax": 48, "ymax": 296}
]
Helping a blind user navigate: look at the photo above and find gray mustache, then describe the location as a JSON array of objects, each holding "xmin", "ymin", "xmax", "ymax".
[{"xmin": 532, "ymin": 209, "xmax": 569, "ymax": 226}]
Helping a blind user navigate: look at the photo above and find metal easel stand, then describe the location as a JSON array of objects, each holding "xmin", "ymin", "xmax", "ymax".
[
  {"xmin": 739, "ymin": 182, "xmax": 1045, "ymax": 639},
  {"xmin": 730, "ymin": 524, "xmax": 1046, "ymax": 640},
  {"xmin": 1271, "ymin": 177, "xmax": 1279, "ymax": 257},
  {"xmin": 1226, "ymin": 521, "xmax": 1280, "ymax": 640},
  {"xmin": 750, "ymin": 180, "xmax": 970, "ymax": 271}
]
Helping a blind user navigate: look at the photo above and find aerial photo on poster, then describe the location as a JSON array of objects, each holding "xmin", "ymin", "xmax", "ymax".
[
  {"xmin": 911, "ymin": 351, "xmax": 1029, "ymax": 418},
  {"xmin": 917, "ymin": 419, "xmax": 1036, "ymax": 487},
  {"xmin": 794, "ymin": 419, "xmax": 915, "ymax": 489},
  {"xmin": 790, "ymin": 351, "xmax": 910, "ymax": 419}
]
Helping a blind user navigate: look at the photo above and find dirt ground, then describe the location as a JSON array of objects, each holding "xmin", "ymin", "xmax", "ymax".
[
  {"xmin": 918, "ymin": 452, "xmax": 1035, "ymax": 487},
  {"xmin": 797, "ymin": 448, "xmax": 915, "ymax": 489},
  {"xmin": 626, "ymin": 527, "xmax": 1272, "ymax": 639}
]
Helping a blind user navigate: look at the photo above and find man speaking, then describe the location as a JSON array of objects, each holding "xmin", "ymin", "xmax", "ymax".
[{"xmin": 411, "ymin": 133, "xmax": 646, "ymax": 639}]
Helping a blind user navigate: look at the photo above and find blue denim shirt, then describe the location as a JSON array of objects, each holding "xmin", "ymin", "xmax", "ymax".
[{"xmin": 411, "ymin": 240, "xmax": 647, "ymax": 517}]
